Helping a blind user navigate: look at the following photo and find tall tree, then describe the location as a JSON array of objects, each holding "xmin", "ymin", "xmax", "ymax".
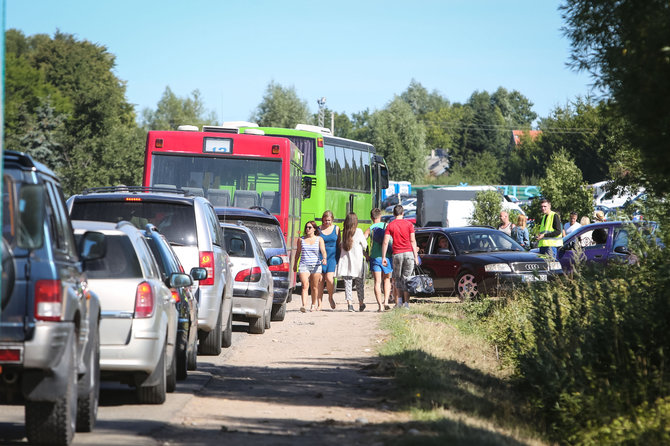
[
  {"xmin": 250, "ymin": 81, "xmax": 310, "ymax": 128},
  {"xmin": 399, "ymin": 79, "xmax": 449, "ymax": 117},
  {"xmin": 561, "ymin": 0, "xmax": 670, "ymax": 194},
  {"xmin": 369, "ymin": 98, "xmax": 426, "ymax": 183},
  {"xmin": 491, "ymin": 87, "xmax": 537, "ymax": 128},
  {"xmin": 141, "ymin": 87, "xmax": 216, "ymax": 130},
  {"xmin": 462, "ymin": 90, "xmax": 509, "ymax": 160}
]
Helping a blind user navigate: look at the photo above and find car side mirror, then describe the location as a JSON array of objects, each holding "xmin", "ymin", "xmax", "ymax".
[
  {"xmin": 268, "ymin": 256, "xmax": 282, "ymax": 266},
  {"xmin": 302, "ymin": 177, "xmax": 313, "ymax": 200},
  {"xmin": 614, "ymin": 245, "xmax": 630, "ymax": 255},
  {"xmin": 190, "ymin": 267, "xmax": 208, "ymax": 281},
  {"xmin": 563, "ymin": 240, "xmax": 577, "ymax": 251},
  {"xmin": 169, "ymin": 272, "xmax": 193, "ymax": 288},
  {"xmin": 437, "ymin": 248, "xmax": 454, "ymax": 256}
]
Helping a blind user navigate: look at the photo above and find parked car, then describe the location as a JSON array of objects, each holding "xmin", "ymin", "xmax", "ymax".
[
  {"xmin": 143, "ymin": 224, "xmax": 207, "ymax": 380},
  {"xmin": 215, "ymin": 206, "xmax": 293, "ymax": 321},
  {"xmin": 415, "ymin": 227, "xmax": 563, "ymax": 300},
  {"xmin": 68, "ymin": 186, "xmax": 234, "ymax": 355},
  {"xmin": 73, "ymin": 220, "xmax": 185, "ymax": 404},
  {"xmin": 1, "ymin": 151, "xmax": 105, "ymax": 444},
  {"xmin": 221, "ymin": 222, "xmax": 278, "ymax": 334},
  {"xmin": 381, "ymin": 193, "xmax": 416, "ymax": 210},
  {"xmin": 385, "ymin": 197, "xmax": 417, "ymax": 214},
  {"xmin": 545, "ymin": 221, "xmax": 661, "ymax": 273},
  {"xmin": 381, "ymin": 209, "xmax": 417, "ymax": 225}
]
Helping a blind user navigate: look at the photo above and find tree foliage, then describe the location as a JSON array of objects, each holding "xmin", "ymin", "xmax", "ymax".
[
  {"xmin": 141, "ymin": 87, "xmax": 216, "ymax": 130},
  {"xmin": 535, "ymin": 149, "xmax": 593, "ymax": 223},
  {"xmin": 4, "ymin": 30, "xmax": 145, "ymax": 195},
  {"xmin": 250, "ymin": 81, "xmax": 311, "ymax": 128},
  {"xmin": 561, "ymin": 0, "xmax": 670, "ymax": 194},
  {"xmin": 368, "ymin": 99, "xmax": 426, "ymax": 183},
  {"xmin": 470, "ymin": 190, "xmax": 503, "ymax": 227}
]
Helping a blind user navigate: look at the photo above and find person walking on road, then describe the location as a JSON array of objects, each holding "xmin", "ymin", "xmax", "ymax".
[
  {"xmin": 318, "ymin": 210, "xmax": 340, "ymax": 311},
  {"xmin": 381, "ymin": 205, "xmax": 418, "ymax": 309},
  {"xmin": 294, "ymin": 221, "xmax": 327, "ymax": 312},
  {"xmin": 364, "ymin": 208, "xmax": 393, "ymax": 312},
  {"xmin": 335, "ymin": 213, "xmax": 368, "ymax": 312},
  {"xmin": 536, "ymin": 198, "xmax": 563, "ymax": 259}
]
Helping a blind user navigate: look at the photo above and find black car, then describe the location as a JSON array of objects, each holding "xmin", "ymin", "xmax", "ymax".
[
  {"xmin": 143, "ymin": 225, "xmax": 206, "ymax": 380},
  {"xmin": 415, "ymin": 227, "xmax": 564, "ymax": 300},
  {"xmin": 215, "ymin": 206, "xmax": 293, "ymax": 321}
]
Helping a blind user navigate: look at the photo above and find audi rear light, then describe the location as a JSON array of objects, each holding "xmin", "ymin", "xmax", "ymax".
[
  {"xmin": 235, "ymin": 267, "xmax": 262, "ymax": 282},
  {"xmin": 134, "ymin": 281, "xmax": 155, "ymax": 318},
  {"xmin": 268, "ymin": 254, "xmax": 290, "ymax": 272},
  {"xmin": 35, "ymin": 280, "xmax": 62, "ymax": 321},
  {"xmin": 199, "ymin": 251, "xmax": 214, "ymax": 286}
]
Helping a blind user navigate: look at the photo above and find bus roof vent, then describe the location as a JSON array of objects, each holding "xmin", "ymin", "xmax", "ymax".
[
  {"xmin": 177, "ymin": 125, "xmax": 199, "ymax": 131},
  {"xmin": 295, "ymin": 124, "xmax": 332, "ymax": 135},
  {"xmin": 243, "ymin": 128, "xmax": 265, "ymax": 135},
  {"xmin": 221, "ymin": 121, "xmax": 259, "ymax": 129},
  {"xmin": 202, "ymin": 125, "xmax": 239, "ymax": 134}
]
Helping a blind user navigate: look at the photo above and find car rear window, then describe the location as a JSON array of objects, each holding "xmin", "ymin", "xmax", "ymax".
[
  {"xmin": 238, "ymin": 220, "xmax": 284, "ymax": 250},
  {"xmin": 78, "ymin": 234, "xmax": 142, "ymax": 279},
  {"xmin": 70, "ymin": 200, "xmax": 197, "ymax": 247},
  {"xmin": 224, "ymin": 228, "xmax": 254, "ymax": 258}
]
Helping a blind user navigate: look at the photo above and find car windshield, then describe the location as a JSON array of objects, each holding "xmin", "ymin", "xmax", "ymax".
[
  {"xmin": 450, "ymin": 231, "xmax": 524, "ymax": 254},
  {"xmin": 70, "ymin": 201, "xmax": 198, "ymax": 246}
]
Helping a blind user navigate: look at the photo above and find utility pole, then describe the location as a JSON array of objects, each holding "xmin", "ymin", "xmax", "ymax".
[{"xmin": 317, "ymin": 97, "xmax": 326, "ymax": 128}]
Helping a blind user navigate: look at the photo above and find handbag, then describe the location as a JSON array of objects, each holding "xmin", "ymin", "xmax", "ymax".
[{"xmin": 405, "ymin": 265, "xmax": 434, "ymax": 295}]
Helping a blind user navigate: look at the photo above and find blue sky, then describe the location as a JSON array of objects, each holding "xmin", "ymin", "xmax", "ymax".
[{"xmin": 7, "ymin": 0, "xmax": 594, "ymax": 124}]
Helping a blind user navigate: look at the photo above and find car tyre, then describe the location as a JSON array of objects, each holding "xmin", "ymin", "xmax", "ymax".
[
  {"xmin": 137, "ymin": 343, "xmax": 166, "ymax": 404},
  {"xmin": 76, "ymin": 326, "xmax": 100, "ymax": 432},
  {"xmin": 249, "ymin": 314, "xmax": 265, "ymax": 334},
  {"xmin": 187, "ymin": 324, "xmax": 198, "ymax": 371},
  {"xmin": 25, "ymin": 341, "xmax": 77, "ymax": 445},
  {"xmin": 176, "ymin": 330, "xmax": 188, "ymax": 380},
  {"xmin": 457, "ymin": 272, "xmax": 479, "ymax": 301},
  {"xmin": 264, "ymin": 308, "xmax": 271, "ymax": 329},
  {"xmin": 199, "ymin": 309, "xmax": 222, "ymax": 355},
  {"xmin": 221, "ymin": 308, "xmax": 233, "ymax": 348},
  {"xmin": 271, "ymin": 302, "xmax": 286, "ymax": 321},
  {"xmin": 166, "ymin": 342, "xmax": 177, "ymax": 393}
]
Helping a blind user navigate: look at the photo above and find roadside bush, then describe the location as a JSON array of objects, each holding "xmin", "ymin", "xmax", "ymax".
[{"xmin": 479, "ymin": 228, "xmax": 670, "ymax": 443}]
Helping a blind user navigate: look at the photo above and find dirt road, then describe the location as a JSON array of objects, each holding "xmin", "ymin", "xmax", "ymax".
[{"xmin": 155, "ymin": 282, "xmax": 404, "ymax": 445}]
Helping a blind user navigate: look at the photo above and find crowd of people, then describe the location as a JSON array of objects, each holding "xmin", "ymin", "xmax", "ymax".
[{"xmin": 294, "ymin": 205, "xmax": 417, "ymax": 313}]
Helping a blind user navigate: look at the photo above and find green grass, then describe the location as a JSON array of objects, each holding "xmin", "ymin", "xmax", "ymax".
[{"xmin": 375, "ymin": 303, "xmax": 547, "ymax": 446}]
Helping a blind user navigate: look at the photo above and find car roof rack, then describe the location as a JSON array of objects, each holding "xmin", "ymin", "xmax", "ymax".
[
  {"xmin": 80, "ymin": 186, "xmax": 197, "ymax": 197},
  {"xmin": 249, "ymin": 205, "xmax": 272, "ymax": 215}
]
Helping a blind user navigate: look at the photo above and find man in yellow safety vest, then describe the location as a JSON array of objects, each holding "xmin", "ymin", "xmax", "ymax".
[{"xmin": 536, "ymin": 198, "xmax": 563, "ymax": 259}]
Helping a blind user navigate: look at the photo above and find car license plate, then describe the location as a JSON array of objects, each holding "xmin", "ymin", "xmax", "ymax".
[{"xmin": 523, "ymin": 274, "xmax": 547, "ymax": 282}]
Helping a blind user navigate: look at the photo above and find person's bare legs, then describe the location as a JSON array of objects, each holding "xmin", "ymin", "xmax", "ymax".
[
  {"xmin": 298, "ymin": 272, "xmax": 310, "ymax": 311},
  {"xmin": 373, "ymin": 271, "xmax": 383, "ymax": 311},
  {"xmin": 383, "ymin": 272, "xmax": 392, "ymax": 309},
  {"xmin": 310, "ymin": 272, "xmax": 322, "ymax": 310},
  {"xmin": 324, "ymin": 272, "xmax": 336, "ymax": 309}
]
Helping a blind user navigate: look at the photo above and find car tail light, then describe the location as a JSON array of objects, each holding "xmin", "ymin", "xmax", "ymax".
[
  {"xmin": 268, "ymin": 254, "xmax": 290, "ymax": 272},
  {"xmin": 134, "ymin": 281, "xmax": 155, "ymax": 318},
  {"xmin": 199, "ymin": 251, "xmax": 214, "ymax": 286},
  {"xmin": 0, "ymin": 347, "xmax": 23, "ymax": 363},
  {"xmin": 235, "ymin": 267, "xmax": 262, "ymax": 282},
  {"xmin": 35, "ymin": 280, "xmax": 62, "ymax": 321},
  {"xmin": 171, "ymin": 289, "xmax": 180, "ymax": 302}
]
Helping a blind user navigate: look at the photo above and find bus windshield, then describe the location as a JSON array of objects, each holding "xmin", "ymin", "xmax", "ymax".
[{"xmin": 150, "ymin": 154, "xmax": 282, "ymax": 213}]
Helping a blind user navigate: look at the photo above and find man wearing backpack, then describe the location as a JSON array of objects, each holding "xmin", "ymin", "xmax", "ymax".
[
  {"xmin": 364, "ymin": 208, "xmax": 393, "ymax": 311},
  {"xmin": 381, "ymin": 205, "xmax": 419, "ymax": 309}
]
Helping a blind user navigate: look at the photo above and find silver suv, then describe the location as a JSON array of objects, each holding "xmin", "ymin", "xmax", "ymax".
[
  {"xmin": 1, "ymin": 151, "xmax": 105, "ymax": 444},
  {"xmin": 67, "ymin": 187, "xmax": 233, "ymax": 355}
]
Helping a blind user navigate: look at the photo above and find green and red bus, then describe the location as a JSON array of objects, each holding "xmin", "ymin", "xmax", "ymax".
[
  {"xmin": 142, "ymin": 125, "xmax": 303, "ymax": 269},
  {"xmin": 232, "ymin": 123, "xmax": 389, "ymax": 230}
]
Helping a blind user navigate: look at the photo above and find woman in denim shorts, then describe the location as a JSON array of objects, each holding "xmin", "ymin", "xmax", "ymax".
[{"xmin": 294, "ymin": 220, "xmax": 327, "ymax": 312}]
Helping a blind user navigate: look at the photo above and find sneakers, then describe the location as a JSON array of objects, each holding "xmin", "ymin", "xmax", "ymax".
[
  {"xmin": 348, "ymin": 304, "xmax": 355, "ymax": 312},
  {"xmin": 403, "ymin": 302, "xmax": 410, "ymax": 309},
  {"xmin": 359, "ymin": 303, "xmax": 366, "ymax": 312}
]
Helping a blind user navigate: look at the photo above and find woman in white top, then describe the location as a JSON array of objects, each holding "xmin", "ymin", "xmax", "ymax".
[
  {"xmin": 335, "ymin": 212, "xmax": 369, "ymax": 312},
  {"xmin": 294, "ymin": 220, "xmax": 327, "ymax": 312}
]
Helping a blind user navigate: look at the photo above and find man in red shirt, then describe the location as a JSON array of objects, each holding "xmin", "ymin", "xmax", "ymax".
[{"xmin": 381, "ymin": 205, "xmax": 419, "ymax": 308}]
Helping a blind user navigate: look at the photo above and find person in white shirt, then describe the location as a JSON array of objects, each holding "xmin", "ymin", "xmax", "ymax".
[{"xmin": 563, "ymin": 211, "xmax": 582, "ymax": 236}]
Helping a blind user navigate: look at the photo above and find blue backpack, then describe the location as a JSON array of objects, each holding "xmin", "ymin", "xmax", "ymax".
[{"xmin": 372, "ymin": 223, "xmax": 387, "ymax": 245}]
